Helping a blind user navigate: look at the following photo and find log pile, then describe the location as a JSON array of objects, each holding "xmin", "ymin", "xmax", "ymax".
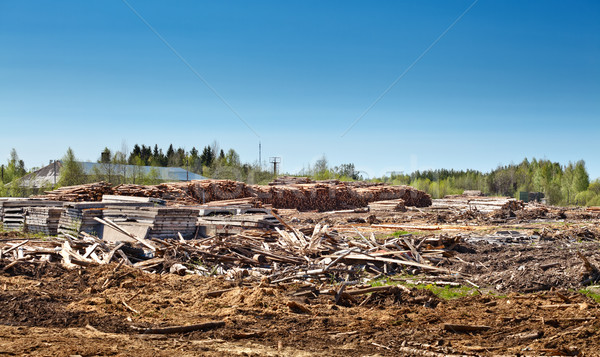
[
  {"xmin": 39, "ymin": 182, "xmax": 113, "ymax": 202},
  {"xmin": 253, "ymin": 183, "xmax": 431, "ymax": 211},
  {"xmin": 37, "ymin": 180, "xmax": 431, "ymax": 212}
]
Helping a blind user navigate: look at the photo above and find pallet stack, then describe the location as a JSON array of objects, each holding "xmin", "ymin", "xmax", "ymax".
[{"xmin": 25, "ymin": 207, "xmax": 63, "ymax": 235}]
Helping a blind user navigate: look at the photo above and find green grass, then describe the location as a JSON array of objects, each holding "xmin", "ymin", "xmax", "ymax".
[
  {"xmin": 580, "ymin": 287, "xmax": 600, "ymax": 303},
  {"xmin": 369, "ymin": 276, "xmax": 477, "ymax": 300},
  {"xmin": 389, "ymin": 230, "xmax": 428, "ymax": 238}
]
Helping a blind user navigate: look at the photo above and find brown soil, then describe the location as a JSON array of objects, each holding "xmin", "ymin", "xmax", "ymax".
[{"xmin": 0, "ymin": 260, "xmax": 599, "ymax": 356}]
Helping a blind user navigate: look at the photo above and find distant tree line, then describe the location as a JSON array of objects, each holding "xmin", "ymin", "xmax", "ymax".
[
  {"xmin": 2, "ymin": 148, "xmax": 599, "ymax": 206},
  {"xmin": 381, "ymin": 158, "xmax": 598, "ymax": 206}
]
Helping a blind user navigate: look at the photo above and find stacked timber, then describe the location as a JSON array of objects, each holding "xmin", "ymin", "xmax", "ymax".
[
  {"xmin": 39, "ymin": 182, "xmax": 112, "ymax": 202},
  {"xmin": 103, "ymin": 206, "xmax": 199, "ymax": 239},
  {"xmin": 252, "ymin": 183, "xmax": 431, "ymax": 211},
  {"xmin": 25, "ymin": 207, "xmax": 63, "ymax": 235},
  {"xmin": 197, "ymin": 213, "xmax": 280, "ymax": 236},
  {"xmin": 0, "ymin": 199, "xmax": 63, "ymax": 232},
  {"xmin": 112, "ymin": 180, "xmax": 253, "ymax": 205},
  {"xmin": 101, "ymin": 194, "xmax": 165, "ymax": 206},
  {"xmin": 430, "ymin": 196, "xmax": 517, "ymax": 213},
  {"xmin": 368, "ymin": 199, "xmax": 406, "ymax": 212},
  {"xmin": 37, "ymin": 180, "xmax": 431, "ymax": 211},
  {"xmin": 149, "ymin": 208, "xmax": 199, "ymax": 239},
  {"xmin": 2, "ymin": 207, "xmax": 25, "ymax": 231},
  {"xmin": 58, "ymin": 203, "xmax": 107, "ymax": 237}
]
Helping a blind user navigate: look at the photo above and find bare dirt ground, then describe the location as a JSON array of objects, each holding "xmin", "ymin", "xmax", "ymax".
[{"xmin": 1, "ymin": 209, "xmax": 600, "ymax": 356}]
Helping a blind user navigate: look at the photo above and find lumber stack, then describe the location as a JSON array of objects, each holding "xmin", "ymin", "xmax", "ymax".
[
  {"xmin": 58, "ymin": 203, "xmax": 107, "ymax": 237},
  {"xmin": 2, "ymin": 207, "xmax": 25, "ymax": 231},
  {"xmin": 0, "ymin": 199, "xmax": 64, "ymax": 232},
  {"xmin": 197, "ymin": 213, "xmax": 280, "ymax": 236},
  {"xmin": 368, "ymin": 199, "xmax": 406, "ymax": 212},
  {"xmin": 39, "ymin": 182, "xmax": 113, "ymax": 202},
  {"xmin": 25, "ymin": 207, "xmax": 63, "ymax": 235},
  {"xmin": 150, "ymin": 208, "xmax": 199, "ymax": 239},
  {"xmin": 103, "ymin": 206, "xmax": 199, "ymax": 240}
]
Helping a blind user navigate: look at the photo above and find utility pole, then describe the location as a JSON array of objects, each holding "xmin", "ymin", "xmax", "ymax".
[
  {"xmin": 269, "ymin": 157, "xmax": 281, "ymax": 178},
  {"xmin": 53, "ymin": 160, "xmax": 57, "ymax": 188},
  {"xmin": 258, "ymin": 141, "xmax": 262, "ymax": 169},
  {"xmin": 1, "ymin": 164, "xmax": 4, "ymax": 182}
]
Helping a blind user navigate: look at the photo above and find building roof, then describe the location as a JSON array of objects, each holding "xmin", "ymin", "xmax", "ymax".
[{"xmin": 17, "ymin": 161, "xmax": 208, "ymax": 188}]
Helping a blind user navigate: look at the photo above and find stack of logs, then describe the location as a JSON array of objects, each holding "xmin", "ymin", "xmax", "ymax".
[
  {"xmin": 253, "ymin": 183, "xmax": 431, "ymax": 211},
  {"xmin": 39, "ymin": 179, "xmax": 432, "ymax": 211},
  {"xmin": 39, "ymin": 182, "xmax": 113, "ymax": 202}
]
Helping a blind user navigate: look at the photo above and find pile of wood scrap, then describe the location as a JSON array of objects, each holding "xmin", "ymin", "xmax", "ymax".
[
  {"xmin": 0, "ymin": 217, "xmax": 461, "ymax": 288},
  {"xmin": 39, "ymin": 182, "xmax": 113, "ymax": 202}
]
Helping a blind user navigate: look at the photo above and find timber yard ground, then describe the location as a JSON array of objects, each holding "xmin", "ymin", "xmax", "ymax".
[{"xmin": 1, "ymin": 179, "xmax": 600, "ymax": 356}]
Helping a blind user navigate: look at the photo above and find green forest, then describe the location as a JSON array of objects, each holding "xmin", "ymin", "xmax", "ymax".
[{"xmin": 1, "ymin": 146, "xmax": 599, "ymax": 207}]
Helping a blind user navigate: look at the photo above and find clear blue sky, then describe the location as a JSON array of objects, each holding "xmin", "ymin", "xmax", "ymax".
[{"xmin": 1, "ymin": 1, "xmax": 599, "ymax": 179}]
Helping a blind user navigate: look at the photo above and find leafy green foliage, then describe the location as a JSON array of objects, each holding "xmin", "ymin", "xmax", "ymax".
[{"xmin": 58, "ymin": 148, "xmax": 85, "ymax": 187}]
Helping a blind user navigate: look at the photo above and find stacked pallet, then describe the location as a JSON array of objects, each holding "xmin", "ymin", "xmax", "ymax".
[
  {"xmin": 25, "ymin": 207, "xmax": 63, "ymax": 235},
  {"xmin": 39, "ymin": 181, "xmax": 113, "ymax": 202},
  {"xmin": 368, "ymin": 199, "xmax": 406, "ymax": 212}
]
